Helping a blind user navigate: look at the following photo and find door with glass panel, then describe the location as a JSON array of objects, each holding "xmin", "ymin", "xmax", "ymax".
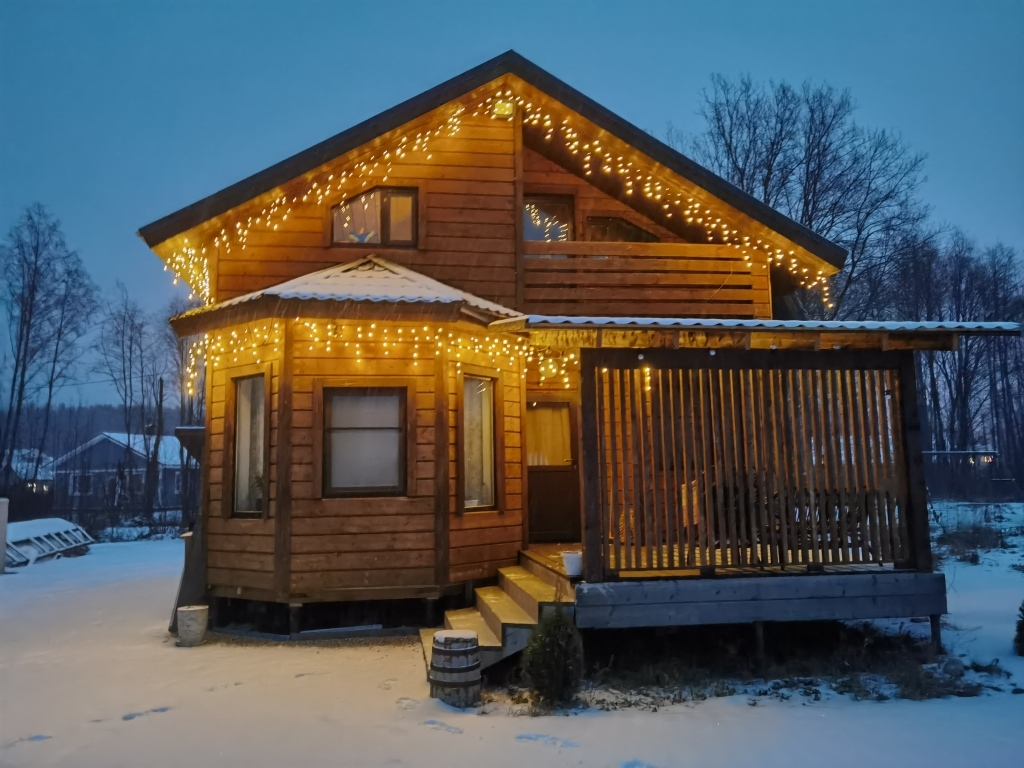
[{"xmin": 525, "ymin": 399, "xmax": 581, "ymax": 543}]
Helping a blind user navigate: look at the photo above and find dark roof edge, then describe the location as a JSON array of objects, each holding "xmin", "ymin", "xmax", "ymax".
[{"xmin": 138, "ymin": 50, "xmax": 846, "ymax": 270}]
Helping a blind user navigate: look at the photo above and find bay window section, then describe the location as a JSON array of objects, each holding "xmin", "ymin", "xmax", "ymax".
[
  {"xmin": 233, "ymin": 374, "xmax": 266, "ymax": 516},
  {"xmin": 462, "ymin": 375, "xmax": 496, "ymax": 510},
  {"xmin": 324, "ymin": 388, "xmax": 405, "ymax": 496}
]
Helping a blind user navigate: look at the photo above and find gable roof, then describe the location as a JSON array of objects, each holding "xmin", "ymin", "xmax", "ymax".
[
  {"xmin": 137, "ymin": 51, "xmax": 846, "ymax": 270},
  {"xmin": 177, "ymin": 255, "xmax": 520, "ymax": 323},
  {"xmin": 2, "ymin": 449, "xmax": 54, "ymax": 481},
  {"xmin": 52, "ymin": 433, "xmax": 183, "ymax": 470}
]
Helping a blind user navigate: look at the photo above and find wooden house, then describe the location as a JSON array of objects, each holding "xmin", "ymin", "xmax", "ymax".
[
  {"xmin": 51, "ymin": 432, "xmax": 191, "ymax": 513},
  {"xmin": 141, "ymin": 52, "xmax": 1019, "ymax": 658}
]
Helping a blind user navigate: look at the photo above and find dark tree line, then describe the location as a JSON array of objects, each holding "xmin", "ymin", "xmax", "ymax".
[{"xmin": 679, "ymin": 75, "xmax": 1024, "ymax": 494}]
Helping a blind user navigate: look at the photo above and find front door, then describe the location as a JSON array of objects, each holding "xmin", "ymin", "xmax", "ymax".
[{"xmin": 526, "ymin": 399, "xmax": 581, "ymax": 542}]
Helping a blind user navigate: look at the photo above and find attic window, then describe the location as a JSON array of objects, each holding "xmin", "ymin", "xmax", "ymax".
[
  {"xmin": 524, "ymin": 195, "xmax": 574, "ymax": 241},
  {"xmin": 332, "ymin": 188, "xmax": 417, "ymax": 247},
  {"xmin": 586, "ymin": 216, "xmax": 658, "ymax": 243}
]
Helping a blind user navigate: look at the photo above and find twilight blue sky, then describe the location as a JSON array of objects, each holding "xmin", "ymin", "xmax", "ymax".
[{"xmin": 1, "ymin": 0, "xmax": 1022, "ymax": 400}]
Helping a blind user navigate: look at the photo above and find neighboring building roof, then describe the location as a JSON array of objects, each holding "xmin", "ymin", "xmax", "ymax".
[
  {"xmin": 2, "ymin": 449, "xmax": 54, "ymax": 481},
  {"xmin": 51, "ymin": 432, "xmax": 184, "ymax": 470},
  {"xmin": 137, "ymin": 50, "xmax": 847, "ymax": 270},
  {"xmin": 492, "ymin": 315, "xmax": 1022, "ymax": 335},
  {"xmin": 178, "ymin": 255, "xmax": 520, "ymax": 321}
]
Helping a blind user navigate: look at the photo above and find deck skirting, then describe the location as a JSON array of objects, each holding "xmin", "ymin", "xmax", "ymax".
[{"xmin": 574, "ymin": 571, "xmax": 947, "ymax": 629}]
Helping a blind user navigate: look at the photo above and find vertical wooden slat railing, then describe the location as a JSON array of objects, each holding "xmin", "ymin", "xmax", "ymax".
[{"xmin": 581, "ymin": 349, "xmax": 929, "ymax": 580}]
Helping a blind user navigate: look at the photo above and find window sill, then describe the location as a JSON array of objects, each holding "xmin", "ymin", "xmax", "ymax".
[{"xmin": 462, "ymin": 506, "xmax": 500, "ymax": 515}]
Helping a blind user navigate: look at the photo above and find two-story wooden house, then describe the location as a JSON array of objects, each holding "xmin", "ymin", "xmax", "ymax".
[{"xmin": 141, "ymin": 51, "xmax": 1018, "ymax": 660}]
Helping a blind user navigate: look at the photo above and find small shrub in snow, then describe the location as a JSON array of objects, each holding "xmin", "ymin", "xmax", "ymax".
[
  {"xmin": 1015, "ymin": 601, "xmax": 1024, "ymax": 657},
  {"xmin": 520, "ymin": 609, "xmax": 583, "ymax": 705}
]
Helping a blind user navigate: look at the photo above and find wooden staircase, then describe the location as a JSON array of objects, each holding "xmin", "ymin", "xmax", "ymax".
[{"xmin": 422, "ymin": 551, "xmax": 576, "ymax": 671}]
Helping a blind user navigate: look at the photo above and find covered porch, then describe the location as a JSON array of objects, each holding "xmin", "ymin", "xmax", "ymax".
[{"xmin": 495, "ymin": 316, "xmax": 1016, "ymax": 637}]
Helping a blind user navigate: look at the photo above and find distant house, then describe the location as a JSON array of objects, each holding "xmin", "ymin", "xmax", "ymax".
[
  {"xmin": 51, "ymin": 432, "xmax": 192, "ymax": 511},
  {"xmin": 1, "ymin": 449, "xmax": 54, "ymax": 493}
]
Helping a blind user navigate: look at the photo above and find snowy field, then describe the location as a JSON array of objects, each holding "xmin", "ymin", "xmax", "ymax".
[{"xmin": 1, "ymin": 505, "xmax": 1022, "ymax": 768}]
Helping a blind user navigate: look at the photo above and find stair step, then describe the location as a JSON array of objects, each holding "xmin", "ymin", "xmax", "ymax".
[
  {"xmin": 519, "ymin": 550, "xmax": 575, "ymax": 594},
  {"xmin": 474, "ymin": 586, "xmax": 536, "ymax": 640},
  {"xmin": 443, "ymin": 607, "xmax": 502, "ymax": 649},
  {"xmin": 499, "ymin": 566, "xmax": 574, "ymax": 621}
]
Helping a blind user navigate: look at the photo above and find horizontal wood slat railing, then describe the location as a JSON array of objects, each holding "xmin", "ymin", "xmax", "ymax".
[
  {"xmin": 522, "ymin": 241, "xmax": 772, "ymax": 319},
  {"xmin": 581, "ymin": 349, "xmax": 924, "ymax": 578}
]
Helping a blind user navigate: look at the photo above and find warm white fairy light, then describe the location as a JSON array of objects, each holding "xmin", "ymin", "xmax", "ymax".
[
  {"xmin": 164, "ymin": 83, "xmax": 831, "ymax": 307},
  {"xmin": 183, "ymin": 318, "xmax": 585, "ymax": 392}
]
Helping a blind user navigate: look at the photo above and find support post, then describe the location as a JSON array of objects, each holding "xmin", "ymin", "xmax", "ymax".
[
  {"xmin": 897, "ymin": 352, "xmax": 933, "ymax": 572},
  {"xmin": 929, "ymin": 614, "xmax": 943, "ymax": 655},
  {"xmin": 579, "ymin": 349, "xmax": 603, "ymax": 582},
  {"xmin": 753, "ymin": 621, "xmax": 766, "ymax": 664},
  {"xmin": 275, "ymin": 320, "xmax": 295, "ymax": 599},
  {"xmin": 289, "ymin": 603, "xmax": 302, "ymax": 639},
  {"xmin": 433, "ymin": 344, "xmax": 450, "ymax": 587},
  {"xmin": 0, "ymin": 497, "xmax": 7, "ymax": 575}
]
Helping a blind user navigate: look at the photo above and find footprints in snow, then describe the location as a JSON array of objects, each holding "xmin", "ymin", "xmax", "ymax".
[
  {"xmin": 396, "ymin": 697, "xmax": 420, "ymax": 710},
  {"xmin": 122, "ymin": 706, "xmax": 171, "ymax": 721},
  {"xmin": 515, "ymin": 733, "xmax": 580, "ymax": 748},
  {"xmin": 422, "ymin": 719, "xmax": 463, "ymax": 734}
]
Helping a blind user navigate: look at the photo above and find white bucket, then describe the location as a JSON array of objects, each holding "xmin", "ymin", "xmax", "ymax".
[
  {"xmin": 176, "ymin": 604, "xmax": 209, "ymax": 646},
  {"xmin": 561, "ymin": 550, "xmax": 583, "ymax": 577}
]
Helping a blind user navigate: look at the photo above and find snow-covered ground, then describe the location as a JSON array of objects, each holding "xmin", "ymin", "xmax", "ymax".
[{"xmin": 1, "ymin": 508, "xmax": 1022, "ymax": 768}]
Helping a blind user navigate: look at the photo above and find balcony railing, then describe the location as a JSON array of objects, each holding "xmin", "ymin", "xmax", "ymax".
[{"xmin": 522, "ymin": 241, "xmax": 771, "ymax": 319}]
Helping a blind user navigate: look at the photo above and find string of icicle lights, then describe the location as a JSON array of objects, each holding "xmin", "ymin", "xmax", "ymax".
[
  {"xmin": 183, "ymin": 321, "xmax": 579, "ymax": 396},
  {"xmin": 164, "ymin": 85, "xmax": 831, "ymax": 308}
]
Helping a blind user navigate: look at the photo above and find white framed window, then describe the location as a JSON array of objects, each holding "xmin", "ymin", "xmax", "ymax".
[
  {"xmin": 462, "ymin": 375, "xmax": 496, "ymax": 510},
  {"xmin": 323, "ymin": 388, "xmax": 406, "ymax": 496},
  {"xmin": 233, "ymin": 374, "xmax": 266, "ymax": 515},
  {"xmin": 331, "ymin": 187, "xmax": 417, "ymax": 246}
]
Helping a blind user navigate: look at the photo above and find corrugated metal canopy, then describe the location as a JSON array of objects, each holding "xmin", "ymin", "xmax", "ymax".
[{"xmin": 490, "ymin": 315, "xmax": 1021, "ymax": 335}]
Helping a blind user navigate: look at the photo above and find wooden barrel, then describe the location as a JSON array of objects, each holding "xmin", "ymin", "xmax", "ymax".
[{"xmin": 428, "ymin": 629, "xmax": 481, "ymax": 708}]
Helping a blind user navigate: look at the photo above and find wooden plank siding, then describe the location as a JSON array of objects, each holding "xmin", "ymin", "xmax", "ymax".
[
  {"xmin": 201, "ymin": 316, "xmax": 530, "ymax": 600},
  {"xmin": 520, "ymin": 147, "xmax": 772, "ymax": 318},
  {"xmin": 287, "ymin": 323, "xmax": 440, "ymax": 596},
  {"xmin": 447, "ymin": 341, "xmax": 526, "ymax": 583},
  {"xmin": 204, "ymin": 322, "xmax": 282, "ymax": 594},
  {"xmin": 203, "ymin": 112, "xmax": 772, "ymax": 321},
  {"xmin": 212, "ymin": 114, "xmax": 518, "ymax": 307}
]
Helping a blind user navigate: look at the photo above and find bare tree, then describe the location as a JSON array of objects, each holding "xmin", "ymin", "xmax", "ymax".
[
  {"xmin": 689, "ymin": 76, "xmax": 928, "ymax": 320},
  {"xmin": 30, "ymin": 249, "xmax": 98, "ymax": 480},
  {"xmin": 0, "ymin": 204, "xmax": 95, "ymax": 490},
  {"xmin": 94, "ymin": 284, "xmax": 170, "ymax": 515},
  {"xmin": 163, "ymin": 298, "xmax": 205, "ymax": 527}
]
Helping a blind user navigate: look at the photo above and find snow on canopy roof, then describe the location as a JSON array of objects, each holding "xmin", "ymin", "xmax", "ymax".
[
  {"xmin": 491, "ymin": 315, "xmax": 1022, "ymax": 334},
  {"xmin": 186, "ymin": 256, "xmax": 520, "ymax": 320},
  {"xmin": 52, "ymin": 432, "xmax": 183, "ymax": 469}
]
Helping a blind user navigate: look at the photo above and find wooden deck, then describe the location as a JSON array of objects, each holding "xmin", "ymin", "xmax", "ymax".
[
  {"xmin": 574, "ymin": 571, "xmax": 947, "ymax": 629},
  {"xmin": 523, "ymin": 542, "xmax": 896, "ymax": 580},
  {"xmin": 520, "ymin": 544, "xmax": 945, "ymax": 632}
]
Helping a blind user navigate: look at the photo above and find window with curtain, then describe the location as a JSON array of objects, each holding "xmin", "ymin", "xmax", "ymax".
[
  {"xmin": 324, "ymin": 388, "xmax": 405, "ymax": 496},
  {"xmin": 233, "ymin": 374, "xmax": 266, "ymax": 515},
  {"xmin": 463, "ymin": 376, "xmax": 495, "ymax": 509},
  {"xmin": 331, "ymin": 187, "xmax": 417, "ymax": 246},
  {"xmin": 525, "ymin": 402, "xmax": 573, "ymax": 466},
  {"xmin": 523, "ymin": 195, "xmax": 574, "ymax": 241}
]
